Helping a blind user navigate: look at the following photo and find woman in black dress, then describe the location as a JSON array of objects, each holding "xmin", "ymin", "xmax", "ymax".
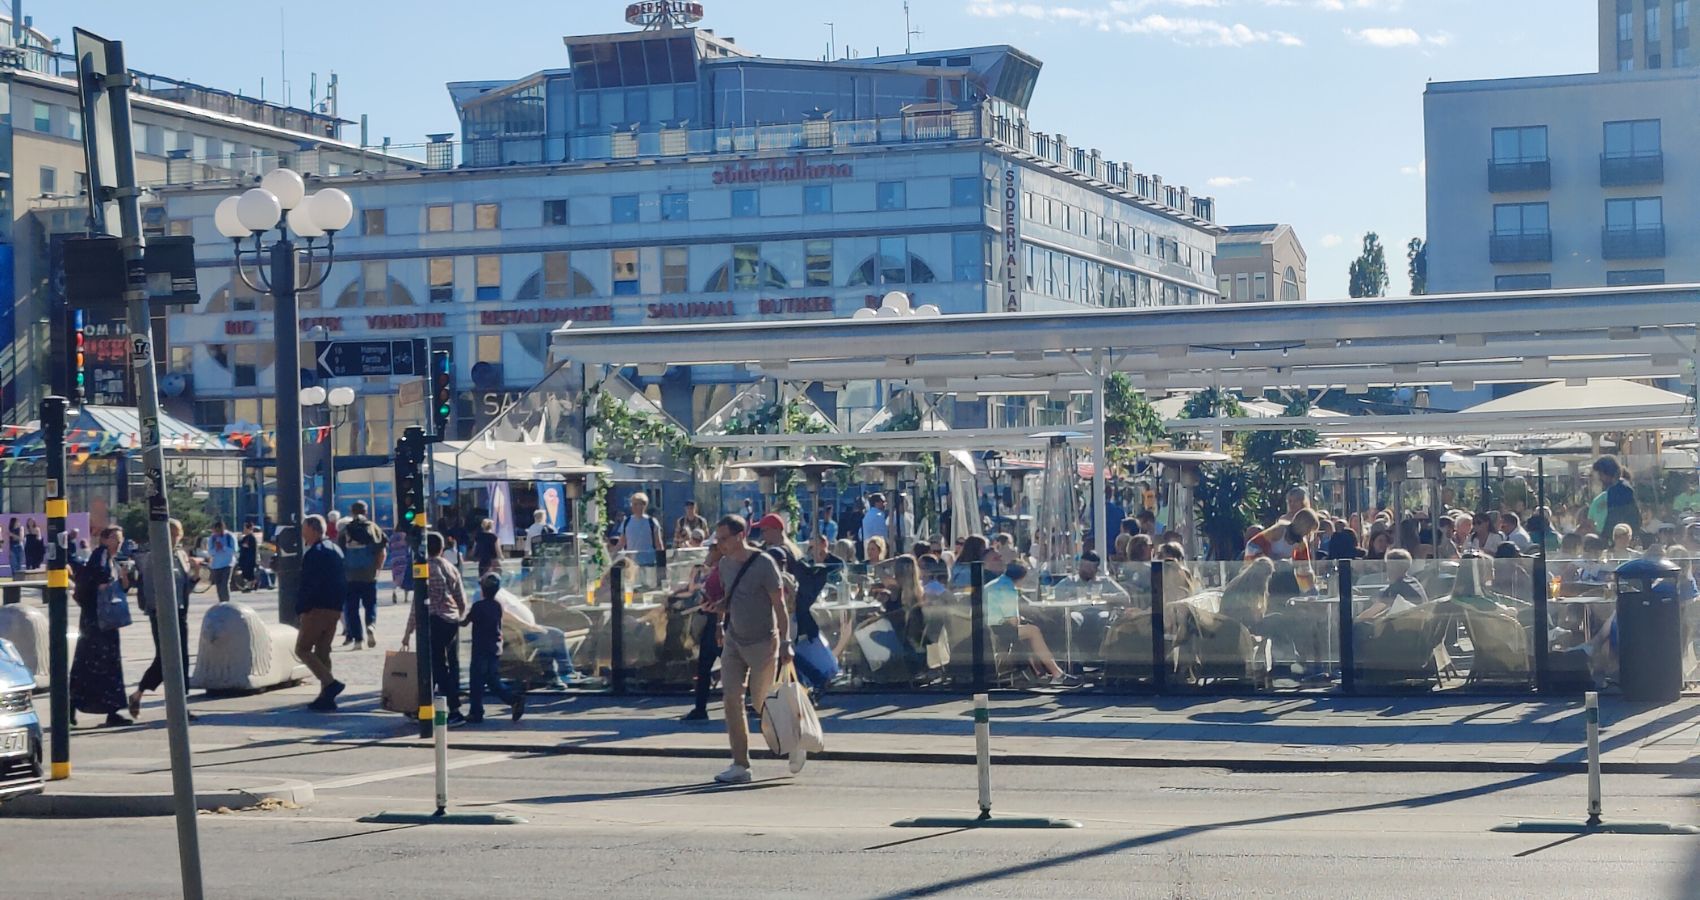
[
  {"xmin": 71, "ymin": 526, "xmax": 132, "ymax": 727},
  {"xmin": 23, "ymin": 519, "xmax": 44, "ymax": 571}
]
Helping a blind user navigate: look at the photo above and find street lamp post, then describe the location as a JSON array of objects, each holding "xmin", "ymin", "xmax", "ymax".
[
  {"xmin": 300, "ymin": 385, "xmax": 357, "ymax": 513},
  {"xmin": 215, "ymin": 170, "xmax": 353, "ymax": 626}
]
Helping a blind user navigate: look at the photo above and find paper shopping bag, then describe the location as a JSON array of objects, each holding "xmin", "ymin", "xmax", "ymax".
[{"xmin": 381, "ymin": 650, "xmax": 419, "ymax": 715}]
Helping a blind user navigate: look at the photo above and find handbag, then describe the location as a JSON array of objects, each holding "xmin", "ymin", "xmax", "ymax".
[
  {"xmin": 926, "ymin": 624, "xmax": 952, "ymax": 669},
  {"xmin": 381, "ymin": 650, "xmax": 419, "ymax": 715},
  {"xmin": 96, "ymin": 580, "xmax": 133, "ymax": 631},
  {"xmin": 761, "ymin": 663, "xmax": 825, "ymax": 756}
]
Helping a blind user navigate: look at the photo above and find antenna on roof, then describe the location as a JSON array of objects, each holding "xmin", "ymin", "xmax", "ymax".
[
  {"xmin": 904, "ymin": 1, "xmax": 922, "ymax": 53},
  {"xmin": 825, "ymin": 21, "xmax": 835, "ymax": 60}
]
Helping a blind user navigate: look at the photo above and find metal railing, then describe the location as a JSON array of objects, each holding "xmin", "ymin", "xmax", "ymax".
[{"xmin": 1488, "ymin": 159, "xmax": 1552, "ymax": 193}]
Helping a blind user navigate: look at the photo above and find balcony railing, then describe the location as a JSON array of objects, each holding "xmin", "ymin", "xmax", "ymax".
[
  {"xmin": 1603, "ymin": 225, "xmax": 1666, "ymax": 259},
  {"xmin": 1489, "ymin": 231, "xmax": 1552, "ymax": 263},
  {"xmin": 1488, "ymin": 159, "xmax": 1551, "ymax": 193},
  {"xmin": 1600, "ymin": 152, "xmax": 1664, "ymax": 187}
]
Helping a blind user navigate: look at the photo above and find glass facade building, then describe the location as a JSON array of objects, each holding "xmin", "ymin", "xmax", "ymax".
[{"xmin": 157, "ymin": 23, "xmax": 1221, "ymax": 519}]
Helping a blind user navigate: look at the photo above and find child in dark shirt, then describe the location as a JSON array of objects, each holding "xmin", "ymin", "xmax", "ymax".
[{"xmin": 468, "ymin": 574, "xmax": 525, "ymax": 724}]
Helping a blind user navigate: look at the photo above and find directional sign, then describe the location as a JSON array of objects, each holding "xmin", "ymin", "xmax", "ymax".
[{"xmin": 315, "ymin": 339, "xmax": 428, "ymax": 378}]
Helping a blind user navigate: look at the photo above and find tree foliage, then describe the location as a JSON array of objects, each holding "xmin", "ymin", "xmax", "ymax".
[
  {"xmin": 114, "ymin": 468, "xmax": 216, "ymax": 549},
  {"xmin": 1238, "ymin": 394, "xmax": 1320, "ymax": 522},
  {"xmin": 1348, "ymin": 232, "xmax": 1390, "ymax": 298},
  {"xmin": 1104, "ymin": 372, "xmax": 1167, "ymax": 465},
  {"xmin": 1406, "ymin": 237, "xmax": 1428, "ymax": 296},
  {"xmin": 1194, "ymin": 464, "xmax": 1261, "ymax": 561}
]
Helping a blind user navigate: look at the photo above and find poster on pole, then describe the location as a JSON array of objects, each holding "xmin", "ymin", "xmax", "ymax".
[{"xmin": 536, "ymin": 482, "xmax": 568, "ymax": 533}]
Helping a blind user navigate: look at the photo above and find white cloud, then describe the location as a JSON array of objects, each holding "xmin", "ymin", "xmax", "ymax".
[
  {"xmin": 1345, "ymin": 26, "xmax": 1451, "ymax": 47},
  {"xmin": 1320, "ymin": 233, "xmax": 1344, "ymax": 248},
  {"xmin": 1206, "ymin": 175, "xmax": 1253, "ymax": 188},
  {"xmin": 966, "ymin": 1, "xmax": 1305, "ymax": 48}
]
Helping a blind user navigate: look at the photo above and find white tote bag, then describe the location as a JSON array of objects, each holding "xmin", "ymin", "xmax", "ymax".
[{"xmin": 762, "ymin": 663, "xmax": 825, "ymax": 755}]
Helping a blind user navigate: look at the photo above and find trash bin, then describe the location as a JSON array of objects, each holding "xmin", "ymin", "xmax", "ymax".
[{"xmin": 1613, "ymin": 558, "xmax": 1684, "ymax": 703}]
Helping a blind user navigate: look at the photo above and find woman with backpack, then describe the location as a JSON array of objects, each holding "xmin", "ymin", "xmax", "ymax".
[{"xmin": 70, "ymin": 526, "xmax": 133, "ymax": 727}]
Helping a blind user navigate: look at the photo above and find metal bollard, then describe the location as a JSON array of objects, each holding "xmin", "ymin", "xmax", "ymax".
[
  {"xmin": 974, "ymin": 693, "xmax": 992, "ymax": 820},
  {"xmin": 433, "ymin": 696, "xmax": 449, "ymax": 817},
  {"xmin": 1585, "ymin": 691, "xmax": 1602, "ymax": 827}
]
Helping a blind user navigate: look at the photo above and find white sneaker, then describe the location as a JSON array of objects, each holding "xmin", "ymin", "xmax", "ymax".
[
  {"xmin": 713, "ymin": 764, "xmax": 752, "ymax": 785},
  {"xmin": 366, "ymin": 627, "xmax": 377, "ymax": 649},
  {"xmin": 788, "ymin": 746, "xmax": 808, "ymax": 775}
]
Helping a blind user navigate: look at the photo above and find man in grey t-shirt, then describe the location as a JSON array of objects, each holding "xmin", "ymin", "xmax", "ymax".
[{"xmin": 709, "ymin": 514, "xmax": 792, "ymax": 784}]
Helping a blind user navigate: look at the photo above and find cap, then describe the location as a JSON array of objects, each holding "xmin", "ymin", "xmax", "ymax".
[{"xmin": 754, "ymin": 513, "xmax": 788, "ymax": 533}]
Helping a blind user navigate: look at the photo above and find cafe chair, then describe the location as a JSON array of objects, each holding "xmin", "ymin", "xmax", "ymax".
[{"xmin": 1460, "ymin": 606, "xmax": 1532, "ymax": 687}]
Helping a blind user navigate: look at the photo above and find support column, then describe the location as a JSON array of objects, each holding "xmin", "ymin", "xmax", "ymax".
[{"xmin": 1091, "ymin": 352, "xmax": 1109, "ymax": 565}]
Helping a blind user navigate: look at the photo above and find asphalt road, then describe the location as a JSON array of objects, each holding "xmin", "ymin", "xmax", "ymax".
[{"xmin": 2, "ymin": 746, "xmax": 1696, "ymax": 899}]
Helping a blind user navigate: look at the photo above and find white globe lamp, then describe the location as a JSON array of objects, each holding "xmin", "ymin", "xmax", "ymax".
[
  {"xmin": 260, "ymin": 168, "xmax": 306, "ymax": 211},
  {"xmin": 307, "ymin": 189, "xmax": 355, "ymax": 234},
  {"xmin": 214, "ymin": 196, "xmax": 246, "ymax": 239},
  {"xmin": 235, "ymin": 188, "xmax": 282, "ymax": 233},
  {"xmin": 287, "ymin": 205, "xmax": 325, "ymax": 239}
]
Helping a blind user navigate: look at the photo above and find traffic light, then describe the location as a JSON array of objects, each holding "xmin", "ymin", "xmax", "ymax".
[
  {"xmin": 431, "ymin": 350, "xmax": 453, "ymax": 439},
  {"xmin": 72, "ymin": 309, "xmax": 87, "ymax": 403},
  {"xmin": 393, "ymin": 427, "xmax": 426, "ymax": 529}
]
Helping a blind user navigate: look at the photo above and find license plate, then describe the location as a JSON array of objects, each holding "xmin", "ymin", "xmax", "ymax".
[{"xmin": 0, "ymin": 729, "xmax": 25, "ymax": 756}]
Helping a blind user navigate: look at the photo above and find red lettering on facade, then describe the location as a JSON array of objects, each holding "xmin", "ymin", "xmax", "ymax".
[
  {"xmin": 224, "ymin": 320, "xmax": 258, "ymax": 335},
  {"xmin": 711, "ymin": 158, "xmax": 854, "ymax": 186},
  {"xmin": 758, "ymin": 296, "xmax": 835, "ymax": 315},
  {"xmin": 364, "ymin": 313, "xmax": 447, "ymax": 330},
  {"xmin": 479, "ymin": 306, "xmax": 615, "ymax": 326},
  {"xmin": 646, "ymin": 300, "xmax": 737, "ymax": 319}
]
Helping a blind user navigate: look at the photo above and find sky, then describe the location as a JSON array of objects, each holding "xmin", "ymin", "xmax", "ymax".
[{"xmin": 39, "ymin": 0, "xmax": 1598, "ymax": 297}]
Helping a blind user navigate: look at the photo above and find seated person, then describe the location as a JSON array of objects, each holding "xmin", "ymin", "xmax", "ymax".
[
  {"xmin": 1356, "ymin": 549, "xmax": 1427, "ymax": 623},
  {"xmin": 983, "ymin": 554, "xmax": 1073, "ymax": 686},
  {"xmin": 495, "ymin": 588, "xmax": 576, "ymax": 687},
  {"xmin": 1219, "ymin": 557, "xmax": 1276, "ymax": 625},
  {"xmin": 1052, "ymin": 551, "xmax": 1131, "ymax": 603},
  {"xmin": 1451, "ymin": 552, "xmax": 1530, "ymax": 620},
  {"xmin": 1491, "ymin": 541, "xmax": 1535, "ymax": 601}
]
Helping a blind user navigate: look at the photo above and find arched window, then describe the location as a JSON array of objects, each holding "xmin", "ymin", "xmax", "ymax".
[
  {"xmin": 846, "ymin": 252, "xmax": 937, "ymax": 287},
  {"xmin": 1282, "ymin": 266, "xmax": 1300, "ymax": 301},
  {"xmin": 516, "ymin": 255, "xmax": 597, "ymax": 300},
  {"xmin": 703, "ymin": 247, "xmax": 789, "ymax": 292},
  {"xmin": 203, "ymin": 274, "xmax": 271, "ymax": 314}
]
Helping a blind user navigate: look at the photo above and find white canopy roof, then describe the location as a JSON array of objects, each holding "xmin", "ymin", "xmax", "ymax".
[
  {"xmin": 1459, "ymin": 378, "xmax": 1691, "ymax": 416},
  {"xmin": 436, "ymin": 439, "xmax": 609, "ymax": 483}
]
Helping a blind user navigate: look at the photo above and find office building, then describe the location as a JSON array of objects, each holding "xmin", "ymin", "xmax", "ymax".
[
  {"xmin": 1599, "ymin": 0, "xmax": 1695, "ymax": 71},
  {"xmin": 1423, "ymin": 67, "xmax": 1697, "ymax": 294},
  {"xmin": 153, "ymin": 12, "xmax": 1224, "ymax": 519},
  {"xmin": 1214, "ymin": 224, "xmax": 1306, "ymax": 302}
]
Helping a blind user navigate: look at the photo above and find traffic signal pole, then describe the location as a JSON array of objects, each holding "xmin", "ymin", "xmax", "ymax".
[
  {"xmin": 395, "ymin": 427, "xmax": 433, "ymax": 739},
  {"xmin": 88, "ymin": 32, "xmax": 204, "ymax": 898},
  {"xmin": 41, "ymin": 396, "xmax": 69, "ymax": 780}
]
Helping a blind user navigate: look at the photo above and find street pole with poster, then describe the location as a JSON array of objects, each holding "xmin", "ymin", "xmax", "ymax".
[{"xmin": 73, "ymin": 28, "xmax": 204, "ymax": 899}]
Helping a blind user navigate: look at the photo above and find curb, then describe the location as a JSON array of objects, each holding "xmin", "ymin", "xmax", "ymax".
[
  {"xmin": 0, "ymin": 779, "xmax": 315, "ymax": 819},
  {"xmin": 345, "ymin": 737, "xmax": 1699, "ymax": 776}
]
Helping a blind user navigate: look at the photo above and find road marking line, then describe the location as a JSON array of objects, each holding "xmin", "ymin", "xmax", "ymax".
[{"xmin": 312, "ymin": 752, "xmax": 519, "ymax": 791}]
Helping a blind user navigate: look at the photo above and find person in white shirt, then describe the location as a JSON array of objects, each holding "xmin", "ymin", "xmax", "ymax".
[
  {"xmin": 525, "ymin": 509, "xmax": 554, "ymax": 548},
  {"xmin": 861, "ymin": 493, "xmax": 890, "ymax": 548},
  {"xmin": 1498, "ymin": 512, "xmax": 1533, "ymax": 553}
]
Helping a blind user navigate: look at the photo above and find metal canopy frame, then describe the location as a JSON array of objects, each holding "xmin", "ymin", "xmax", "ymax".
[{"xmin": 551, "ymin": 285, "xmax": 1700, "ymax": 560}]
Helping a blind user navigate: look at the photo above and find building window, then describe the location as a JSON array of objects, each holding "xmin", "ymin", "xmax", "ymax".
[
  {"xmin": 31, "ymin": 102, "xmax": 49, "ymax": 133},
  {"xmin": 1217, "ymin": 275, "xmax": 1232, "ymax": 298},
  {"xmin": 474, "ymin": 203, "xmax": 500, "ymax": 230},
  {"xmin": 1282, "ymin": 266, "xmax": 1300, "ymax": 301},
  {"xmin": 1607, "ymin": 268, "xmax": 1665, "ymax": 286},
  {"xmin": 662, "ymin": 248, "xmax": 689, "ymax": 294},
  {"xmin": 428, "ymin": 257, "xmax": 454, "ymax": 303},
  {"xmin": 950, "ymin": 177, "xmax": 980, "ymax": 207},
  {"xmin": 475, "ymin": 255, "xmax": 502, "ymax": 300},
  {"xmin": 1253, "ymin": 272, "xmax": 1268, "ymax": 302},
  {"xmin": 660, "ymin": 192, "xmax": 689, "ymax": 221},
  {"xmin": 612, "ymin": 195, "xmax": 639, "ymax": 224},
  {"xmin": 363, "ymin": 262, "xmax": 389, "ymax": 306},
  {"xmin": 731, "ymin": 189, "xmax": 759, "ymax": 218},
  {"xmin": 1678, "ymin": 0, "xmax": 1691, "ymax": 30},
  {"xmin": 1604, "ymin": 196, "xmax": 1665, "ymax": 257},
  {"xmin": 363, "ymin": 209, "xmax": 387, "ymax": 236},
  {"xmin": 805, "ymin": 240, "xmax": 833, "ymax": 287},
  {"xmin": 877, "ymin": 181, "xmax": 907, "ymax": 211},
  {"xmin": 613, "ymin": 249, "xmax": 640, "ymax": 295},
  {"xmin": 1604, "ymin": 119, "xmax": 1661, "ymax": 157},
  {"xmin": 38, "ymin": 167, "xmax": 55, "ymax": 195},
  {"xmin": 543, "ymin": 199, "xmax": 568, "ymax": 226},
  {"xmin": 952, "ymin": 233, "xmax": 982, "ymax": 282},
  {"xmin": 879, "ymin": 237, "xmax": 909, "ymax": 285},
  {"xmin": 804, "ymin": 185, "xmax": 832, "ymax": 214},
  {"xmin": 478, "ymin": 335, "xmax": 503, "ymax": 364},
  {"xmin": 1494, "ymin": 274, "xmax": 1552, "ymax": 291},
  {"xmin": 540, "ymin": 251, "xmax": 594, "ymax": 298},
  {"xmin": 1234, "ymin": 273, "xmax": 1249, "ymax": 301},
  {"xmin": 1648, "ymin": 4, "xmax": 1663, "ymax": 41},
  {"xmin": 427, "ymin": 205, "xmax": 453, "ymax": 232},
  {"xmin": 1491, "ymin": 202, "xmax": 1552, "ymax": 262},
  {"xmin": 1491, "ymin": 126, "xmax": 1548, "ymax": 164}
]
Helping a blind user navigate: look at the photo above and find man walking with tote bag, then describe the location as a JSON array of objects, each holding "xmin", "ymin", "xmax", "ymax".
[{"xmin": 708, "ymin": 515, "xmax": 792, "ymax": 784}]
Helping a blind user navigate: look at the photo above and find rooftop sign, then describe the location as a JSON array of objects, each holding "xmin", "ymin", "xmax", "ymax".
[{"xmin": 626, "ymin": 1, "xmax": 704, "ymax": 29}]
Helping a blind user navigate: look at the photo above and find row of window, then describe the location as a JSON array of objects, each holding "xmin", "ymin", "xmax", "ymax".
[
  {"xmin": 1022, "ymin": 245, "xmax": 1204, "ymax": 308},
  {"xmin": 1491, "ymin": 197, "xmax": 1664, "ymax": 236},
  {"xmin": 1495, "ymin": 270, "xmax": 1665, "ymax": 291},
  {"xmin": 1616, "ymin": 0, "xmax": 1691, "ymax": 69},
  {"xmin": 362, "ymin": 177, "xmax": 991, "ymax": 235},
  {"xmin": 1020, "ymin": 191, "xmax": 1211, "ymax": 274},
  {"xmin": 1217, "ymin": 268, "xmax": 1302, "ymax": 303},
  {"xmin": 1491, "ymin": 120, "xmax": 1663, "ymax": 165}
]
